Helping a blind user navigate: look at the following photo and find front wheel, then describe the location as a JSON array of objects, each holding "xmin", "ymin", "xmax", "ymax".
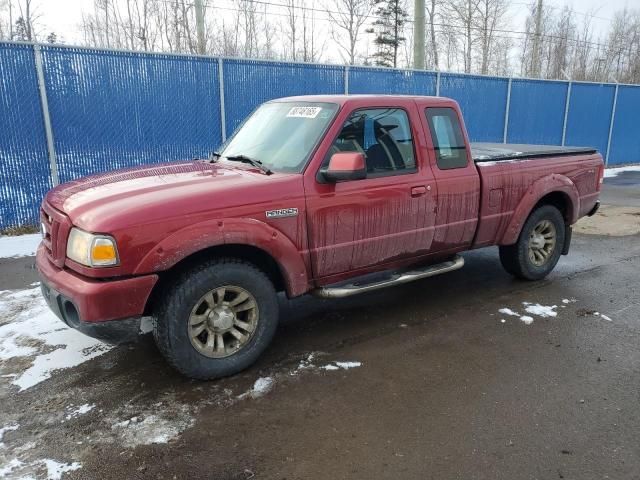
[
  {"xmin": 153, "ymin": 258, "xmax": 279, "ymax": 380},
  {"xmin": 499, "ymin": 205, "xmax": 566, "ymax": 281}
]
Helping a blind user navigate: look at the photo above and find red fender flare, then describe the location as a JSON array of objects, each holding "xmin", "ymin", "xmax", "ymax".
[
  {"xmin": 500, "ymin": 174, "xmax": 580, "ymax": 245},
  {"xmin": 134, "ymin": 218, "xmax": 309, "ymax": 297}
]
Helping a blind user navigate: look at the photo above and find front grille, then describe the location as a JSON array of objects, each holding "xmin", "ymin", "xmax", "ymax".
[{"xmin": 41, "ymin": 202, "xmax": 71, "ymax": 268}]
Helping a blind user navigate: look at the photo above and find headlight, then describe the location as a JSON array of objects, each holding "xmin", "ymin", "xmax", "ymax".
[{"xmin": 66, "ymin": 228, "xmax": 119, "ymax": 267}]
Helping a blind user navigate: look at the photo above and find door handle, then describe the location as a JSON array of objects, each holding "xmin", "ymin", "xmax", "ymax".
[{"xmin": 411, "ymin": 186, "xmax": 427, "ymax": 197}]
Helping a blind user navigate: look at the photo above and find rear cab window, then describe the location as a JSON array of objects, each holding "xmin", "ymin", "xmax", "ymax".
[{"xmin": 425, "ymin": 107, "xmax": 468, "ymax": 170}]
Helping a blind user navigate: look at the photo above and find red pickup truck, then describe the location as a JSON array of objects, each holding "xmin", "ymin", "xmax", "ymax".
[{"xmin": 37, "ymin": 95, "xmax": 603, "ymax": 379}]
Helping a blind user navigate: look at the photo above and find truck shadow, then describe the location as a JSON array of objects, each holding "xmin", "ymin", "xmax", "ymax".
[{"xmin": 18, "ymin": 246, "xmax": 547, "ymax": 403}]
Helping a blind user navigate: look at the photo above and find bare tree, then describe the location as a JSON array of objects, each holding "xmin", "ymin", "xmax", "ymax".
[
  {"xmin": 425, "ymin": 0, "xmax": 439, "ymax": 69},
  {"xmin": 284, "ymin": 0, "xmax": 298, "ymax": 60},
  {"xmin": 326, "ymin": 0, "xmax": 372, "ymax": 65},
  {"xmin": 0, "ymin": 0, "xmax": 13, "ymax": 40},
  {"xmin": 474, "ymin": 0, "xmax": 509, "ymax": 75},
  {"xmin": 444, "ymin": 0, "xmax": 481, "ymax": 73}
]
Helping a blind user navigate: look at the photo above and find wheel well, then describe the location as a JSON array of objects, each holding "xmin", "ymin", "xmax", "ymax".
[
  {"xmin": 144, "ymin": 244, "xmax": 286, "ymax": 316},
  {"xmin": 534, "ymin": 192, "xmax": 572, "ymax": 223}
]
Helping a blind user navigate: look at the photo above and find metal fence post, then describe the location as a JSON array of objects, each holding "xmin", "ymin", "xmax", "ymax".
[
  {"xmin": 561, "ymin": 81, "xmax": 572, "ymax": 146},
  {"xmin": 344, "ymin": 65, "xmax": 350, "ymax": 94},
  {"xmin": 218, "ymin": 57, "xmax": 227, "ymax": 143},
  {"xmin": 503, "ymin": 77, "xmax": 512, "ymax": 143},
  {"xmin": 605, "ymin": 84, "xmax": 619, "ymax": 166},
  {"xmin": 435, "ymin": 71, "xmax": 441, "ymax": 96},
  {"xmin": 33, "ymin": 44, "xmax": 59, "ymax": 186}
]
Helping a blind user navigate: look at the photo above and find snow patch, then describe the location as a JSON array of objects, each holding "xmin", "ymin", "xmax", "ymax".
[
  {"xmin": 520, "ymin": 315, "xmax": 534, "ymax": 325},
  {"xmin": 65, "ymin": 404, "xmax": 95, "ymax": 420},
  {"xmin": 523, "ymin": 302, "xmax": 558, "ymax": 318},
  {"xmin": 0, "ymin": 458, "xmax": 23, "ymax": 477},
  {"xmin": 0, "ymin": 424, "xmax": 19, "ymax": 448},
  {"xmin": 0, "ymin": 458, "xmax": 80, "ymax": 480},
  {"xmin": 562, "ymin": 298, "xmax": 576, "ymax": 304},
  {"xmin": 0, "ymin": 234, "xmax": 42, "ymax": 258},
  {"xmin": 238, "ymin": 376, "xmax": 275, "ymax": 400},
  {"xmin": 139, "ymin": 317, "xmax": 154, "ymax": 334},
  {"xmin": 604, "ymin": 165, "xmax": 640, "ymax": 178},
  {"xmin": 593, "ymin": 312, "xmax": 613, "ymax": 322},
  {"xmin": 498, "ymin": 302, "xmax": 560, "ymax": 325},
  {"xmin": 111, "ymin": 413, "xmax": 194, "ymax": 447},
  {"xmin": 42, "ymin": 459, "xmax": 82, "ymax": 480},
  {"xmin": 0, "ymin": 287, "xmax": 112, "ymax": 391},
  {"xmin": 321, "ymin": 361, "xmax": 362, "ymax": 371}
]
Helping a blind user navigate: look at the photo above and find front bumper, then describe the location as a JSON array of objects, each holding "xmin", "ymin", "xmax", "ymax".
[{"xmin": 36, "ymin": 244, "xmax": 158, "ymax": 341}]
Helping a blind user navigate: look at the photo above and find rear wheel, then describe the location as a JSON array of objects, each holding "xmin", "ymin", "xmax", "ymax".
[
  {"xmin": 153, "ymin": 258, "xmax": 279, "ymax": 380},
  {"xmin": 499, "ymin": 205, "xmax": 565, "ymax": 280}
]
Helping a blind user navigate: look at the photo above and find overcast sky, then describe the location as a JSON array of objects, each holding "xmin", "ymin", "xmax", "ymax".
[{"xmin": 35, "ymin": 0, "xmax": 635, "ymax": 47}]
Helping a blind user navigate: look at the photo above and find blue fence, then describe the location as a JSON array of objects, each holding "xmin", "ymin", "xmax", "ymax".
[{"xmin": 1, "ymin": 41, "xmax": 639, "ymax": 229}]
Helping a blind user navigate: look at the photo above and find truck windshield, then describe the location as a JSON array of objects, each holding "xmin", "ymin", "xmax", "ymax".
[{"xmin": 220, "ymin": 102, "xmax": 339, "ymax": 173}]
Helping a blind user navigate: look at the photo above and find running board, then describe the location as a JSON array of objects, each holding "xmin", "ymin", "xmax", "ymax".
[{"xmin": 312, "ymin": 255, "xmax": 465, "ymax": 299}]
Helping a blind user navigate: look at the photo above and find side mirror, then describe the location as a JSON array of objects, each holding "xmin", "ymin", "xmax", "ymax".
[{"xmin": 322, "ymin": 152, "xmax": 366, "ymax": 182}]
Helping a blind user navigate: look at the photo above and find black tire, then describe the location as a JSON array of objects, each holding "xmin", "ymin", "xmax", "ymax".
[
  {"xmin": 153, "ymin": 258, "xmax": 279, "ymax": 380},
  {"xmin": 499, "ymin": 205, "xmax": 566, "ymax": 281}
]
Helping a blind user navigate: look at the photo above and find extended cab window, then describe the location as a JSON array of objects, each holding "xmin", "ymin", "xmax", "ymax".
[
  {"xmin": 425, "ymin": 107, "xmax": 468, "ymax": 169},
  {"xmin": 328, "ymin": 108, "xmax": 416, "ymax": 176}
]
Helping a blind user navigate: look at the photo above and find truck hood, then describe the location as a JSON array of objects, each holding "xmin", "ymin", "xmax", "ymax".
[{"xmin": 46, "ymin": 160, "xmax": 286, "ymax": 231}]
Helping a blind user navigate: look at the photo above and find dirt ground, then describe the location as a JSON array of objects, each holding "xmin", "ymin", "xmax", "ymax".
[{"xmin": 1, "ymin": 176, "xmax": 639, "ymax": 480}]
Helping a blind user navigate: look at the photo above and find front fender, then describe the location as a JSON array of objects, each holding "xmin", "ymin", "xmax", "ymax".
[
  {"xmin": 133, "ymin": 218, "xmax": 309, "ymax": 297},
  {"xmin": 500, "ymin": 174, "xmax": 580, "ymax": 245}
]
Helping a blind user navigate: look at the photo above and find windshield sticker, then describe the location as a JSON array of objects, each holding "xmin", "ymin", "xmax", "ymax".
[{"xmin": 286, "ymin": 106, "xmax": 322, "ymax": 119}]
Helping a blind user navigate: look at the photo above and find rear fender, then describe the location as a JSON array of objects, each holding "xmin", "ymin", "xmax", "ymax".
[
  {"xmin": 500, "ymin": 174, "xmax": 579, "ymax": 245},
  {"xmin": 134, "ymin": 218, "xmax": 309, "ymax": 297}
]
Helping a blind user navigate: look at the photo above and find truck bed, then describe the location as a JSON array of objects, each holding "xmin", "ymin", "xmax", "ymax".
[{"xmin": 471, "ymin": 143, "xmax": 597, "ymax": 163}]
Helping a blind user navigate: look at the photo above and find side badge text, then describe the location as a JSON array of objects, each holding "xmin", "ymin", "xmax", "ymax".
[{"xmin": 266, "ymin": 208, "xmax": 298, "ymax": 219}]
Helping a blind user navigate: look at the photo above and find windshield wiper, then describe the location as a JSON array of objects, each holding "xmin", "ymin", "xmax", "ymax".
[{"xmin": 224, "ymin": 154, "xmax": 273, "ymax": 175}]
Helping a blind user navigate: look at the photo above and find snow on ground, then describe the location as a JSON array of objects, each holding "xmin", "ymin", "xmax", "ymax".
[
  {"xmin": 498, "ymin": 302, "xmax": 559, "ymax": 325},
  {"xmin": 519, "ymin": 315, "xmax": 534, "ymax": 325},
  {"xmin": 0, "ymin": 424, "xmax": 19, "ymax": 448},
  {"xmin": 604, "ymin": 165, "xmax": 640, "ymax": 178},
  {"xmin": 111, "ymin": 411, "xmax": 195, "ymax": 447},
  {"xmin": 0, "ymin": 234, "xmax": 42, "ymax": 259},
  {"xmin": 321, "ymin": 361, "xmax": 362, "ymax": 371},
  {"xmin": 237, "ymin": 376, "xmax": 275, "ymax": 400},
  {"xmin": 523, "ymin": 302, "xmax": 558, "ymax": 318},
  {"xmin": 0, "ymin": 458, "xmax": 81, "ymax": 480},
  {"xmin": 0, "ymin": 287, "xmax": 112, "ymax": 391},
  {"xmin": 64, "ymin": 404, "xmax": 95, "ymax": 421},
  {"xmin": 0, "ymin": 458, "xmax": 23, "ymax": 477},
  {"xmin": 594, "ymin": 312, "xmax": 613, "ymax": 322},
  {"xmin": 498, "ymin": 299, "xmax": 615, "ymax": 325},
  {"xmin": 42, "ymin": 459, "xmax": 82, "ymax": 480}
]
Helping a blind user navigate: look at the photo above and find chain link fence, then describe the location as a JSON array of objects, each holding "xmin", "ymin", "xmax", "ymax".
[{"xmin": 1, "ymin": 41, "xmax": 639, "ymax": 229}]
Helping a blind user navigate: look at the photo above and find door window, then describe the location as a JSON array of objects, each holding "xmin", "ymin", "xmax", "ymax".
[
  {"xmin": 327, "ymin": 108, "xmax": 416, "ymax": 176},
  {"xmin": 425, "ymin": 107, "xmax": 468, "ymax": 169}
]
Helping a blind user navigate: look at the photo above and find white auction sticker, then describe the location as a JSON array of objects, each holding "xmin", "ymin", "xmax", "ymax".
[{"xmin": 286, "ymin": 106, "xmax": 322, "ymax": 118}]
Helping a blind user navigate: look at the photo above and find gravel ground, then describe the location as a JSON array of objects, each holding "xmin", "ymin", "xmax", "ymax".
[{"xmin": 0, "ymin": 177, "xmax": 638, "ymax": 480}]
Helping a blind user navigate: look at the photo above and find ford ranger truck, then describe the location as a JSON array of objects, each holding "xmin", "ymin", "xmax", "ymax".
[{"xmin": 36, "ymin": 95, "xmax": 603, "ymax": 379}]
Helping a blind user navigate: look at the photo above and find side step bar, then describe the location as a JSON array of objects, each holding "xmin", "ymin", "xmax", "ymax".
[{"xmin": 312, "ymin": 255, "xmax": 465, "ymax": 299}]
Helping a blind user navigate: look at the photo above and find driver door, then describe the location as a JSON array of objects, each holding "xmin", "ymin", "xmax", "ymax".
[{"xmin": 304, "ymin": 106, "xmax": 437, "ymax": 281}]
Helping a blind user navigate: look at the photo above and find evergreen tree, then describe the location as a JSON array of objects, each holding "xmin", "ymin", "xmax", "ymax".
[
  {"xmin": 14, "ymin": 17, "xmax": 28, "ymax": 41},
  {"xmin": 366, "ymin": 0, "xmax": 408, "ymax": 68}
]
